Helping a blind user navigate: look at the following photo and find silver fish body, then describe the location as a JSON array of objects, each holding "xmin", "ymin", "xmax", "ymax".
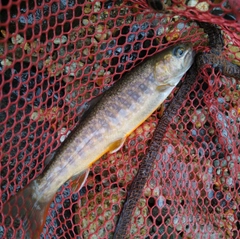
[{"xmin": 3, "ymin": 43, "xmax": 194, "ymax": 239}]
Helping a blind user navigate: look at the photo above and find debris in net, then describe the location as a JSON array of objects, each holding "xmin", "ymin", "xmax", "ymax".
[{"xmin": 113, "ymin": 63, "xmax": 199, "ymax": 239}]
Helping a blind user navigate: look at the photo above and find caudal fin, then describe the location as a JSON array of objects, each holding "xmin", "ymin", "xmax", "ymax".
[{"xmin": 2, "ymin": 181, "xmax": 53, "ymax": 239}]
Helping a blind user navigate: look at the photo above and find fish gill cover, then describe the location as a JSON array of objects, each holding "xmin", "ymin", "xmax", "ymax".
[{"xmin": 0, "ymin": 0, "xmax": 239, "ymax": 239}]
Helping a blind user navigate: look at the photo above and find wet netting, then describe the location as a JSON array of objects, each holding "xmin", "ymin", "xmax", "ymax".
[{"xmin": 0, "ymin": 0, "xmax": 239, "ymax": 238}]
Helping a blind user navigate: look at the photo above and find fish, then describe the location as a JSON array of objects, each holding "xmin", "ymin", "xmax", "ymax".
[{"xmin": 2, "ymin": 43, "xmax": 194, "ymax": 239}]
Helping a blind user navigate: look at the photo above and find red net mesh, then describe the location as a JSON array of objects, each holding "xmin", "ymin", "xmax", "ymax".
[{"xmin": 0, "ymin": 0, "xmax": 239, "ymax": 238}]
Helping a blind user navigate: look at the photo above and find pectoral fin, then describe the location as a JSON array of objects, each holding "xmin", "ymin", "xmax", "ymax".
[
  {"xmin": 71, "ymin": 168, "xmax": 90, "ymax": 192},
  {"xmin": 156, "ymin": 84, "xmax": 175, "ymax": 92},
  {"xmin": 109, "ymin": 138, "xmax": 126, "ymax": 154}
]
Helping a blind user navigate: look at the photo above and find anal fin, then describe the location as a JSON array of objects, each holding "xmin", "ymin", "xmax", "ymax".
[
  {"xmin": 70, "ymin": 168, "xmax": 90, "ymax": 192},
  {"xmin": 109, "ymin": 138, "xmax": 126, "ymax": 154}
]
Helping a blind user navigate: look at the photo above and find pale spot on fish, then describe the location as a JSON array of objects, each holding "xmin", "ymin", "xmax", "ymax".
[
  {"xmin": 108, "ymin": 102, "xmax": 122, "ymax": 112},
  {"xmin": 105, "ymin": 109, "xmax": 119, "ymax": 125},
  {"xmin": 146, "ymin": 73, "xmax": 155, "ymax": 83},
  {"xmin": 117, "ymin": 96, "xmax": 132, "ymax": 108},
  {"xmin": 138, "ymin": 83, "xmax": 149, "ymax": 93},
  {"xmin": 127, "ymin": 89, "xmax": 140, "ymax": 101}
]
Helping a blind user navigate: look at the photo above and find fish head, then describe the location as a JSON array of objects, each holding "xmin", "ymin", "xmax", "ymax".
[{"xmin": 154, "ymin": 43, "xmax": 195, "ymax": 84}]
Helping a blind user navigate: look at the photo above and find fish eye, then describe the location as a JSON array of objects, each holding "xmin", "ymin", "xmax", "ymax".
[{"xmin": 173, "ymin": 46, "xmax": 185, "ymax": 58}]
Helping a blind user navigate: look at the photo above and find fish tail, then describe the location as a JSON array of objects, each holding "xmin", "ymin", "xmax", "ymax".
[{"xmin": 3, "ymin": 181, "xmax": 53, "ymax": 239}]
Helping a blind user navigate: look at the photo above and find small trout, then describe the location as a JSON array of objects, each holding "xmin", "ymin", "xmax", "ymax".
[{"xmin": 3, "ymin": 43, "xmax": 194, "ymax": 238}]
